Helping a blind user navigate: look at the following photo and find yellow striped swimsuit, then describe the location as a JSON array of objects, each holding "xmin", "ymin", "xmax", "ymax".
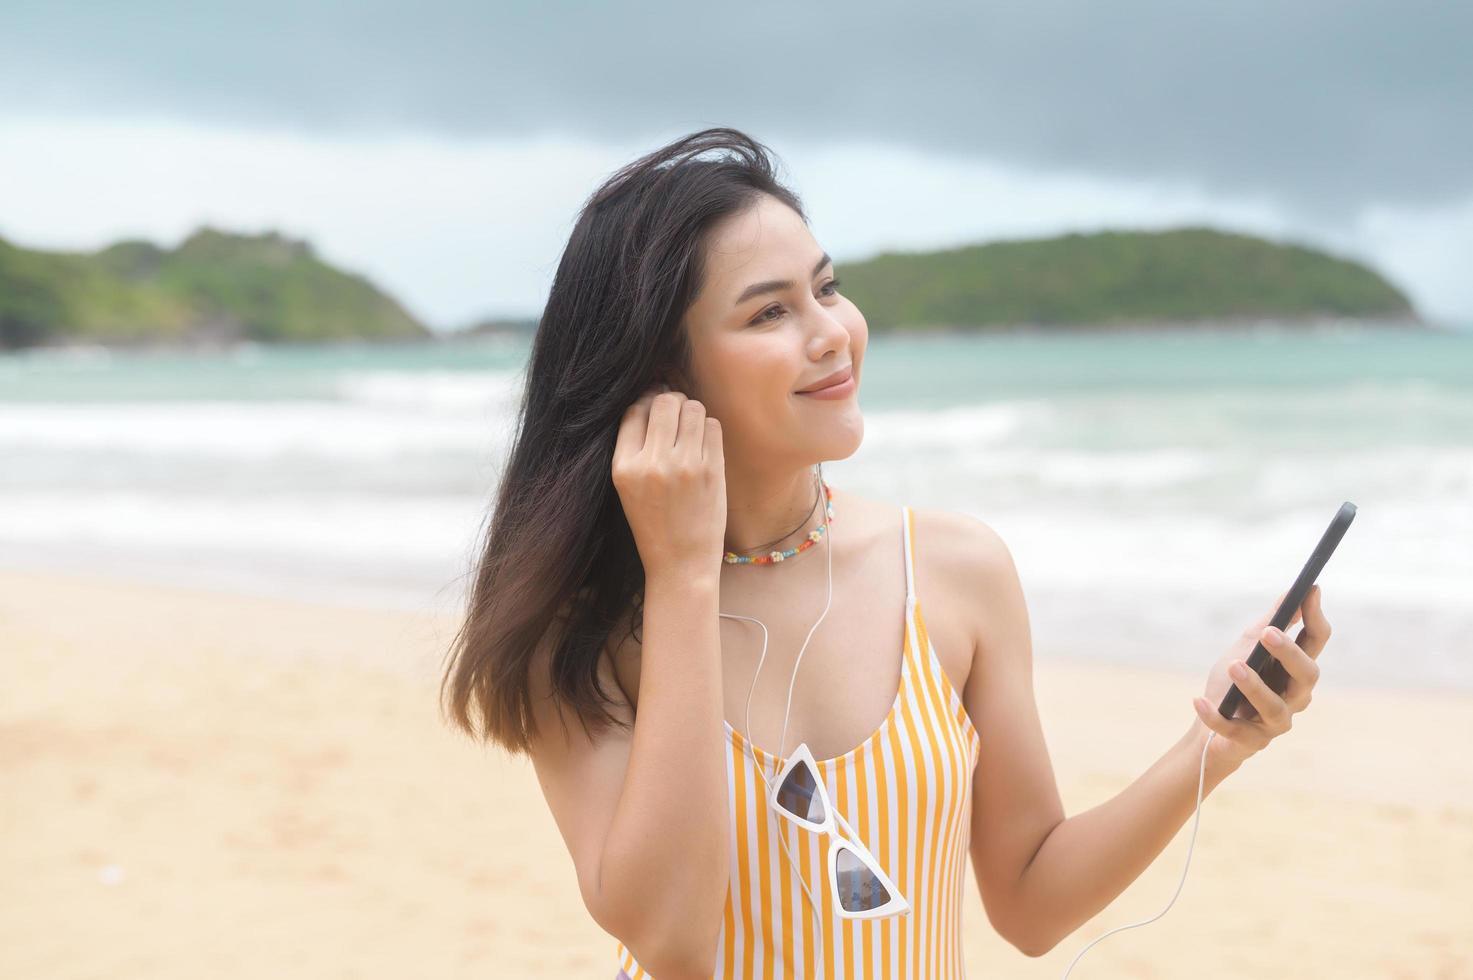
[{"xmin": 615, "ymin": 504, "xmax": 983, "ymax": 978}]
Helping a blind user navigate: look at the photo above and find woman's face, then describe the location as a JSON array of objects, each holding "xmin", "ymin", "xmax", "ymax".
[{"xmin": 677, "ymin": 193, "xmax": 867, "ymax": 470}]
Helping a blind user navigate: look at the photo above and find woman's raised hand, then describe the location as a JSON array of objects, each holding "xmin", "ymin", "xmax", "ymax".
[
  {"xmin": 611, "ymin": 383, "xmax": 727, "ymax": 583},
  {"xmin": 1191, "ymin": 584, "xmax": 1332, "ymax": 772}
]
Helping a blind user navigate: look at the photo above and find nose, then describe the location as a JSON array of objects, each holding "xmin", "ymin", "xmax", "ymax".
[{"xmin": 806, "ymin": 301, "xmax": 850, "ymax": 354}]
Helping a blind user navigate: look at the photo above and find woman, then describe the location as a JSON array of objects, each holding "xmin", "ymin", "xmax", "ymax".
[{"xmin": 438, "ymin": 127, "xmax": 1332, "ymax": 978}]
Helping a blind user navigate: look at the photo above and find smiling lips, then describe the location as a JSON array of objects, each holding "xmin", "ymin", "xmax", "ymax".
[{"xmin": 795, "ymin": 365, "xmax": 854, "ymax": 394}]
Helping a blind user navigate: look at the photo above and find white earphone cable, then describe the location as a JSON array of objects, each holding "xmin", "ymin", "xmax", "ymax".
[
  {"xmin": 1059, "ymin": 729, "xmax": 1218, "ymax": 977},
  {"xmin": 715, "ymin": 463, "xmax": 1221, "ymax": 970},
  {"xmin": 718, "ymin": 461, "xmax": 833, "ymax": 924}
]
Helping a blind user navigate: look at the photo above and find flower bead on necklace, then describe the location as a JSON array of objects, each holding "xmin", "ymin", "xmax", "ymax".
[{"xmin": 722, "ymin": 482, "xmax": 835, "ymax": 565}]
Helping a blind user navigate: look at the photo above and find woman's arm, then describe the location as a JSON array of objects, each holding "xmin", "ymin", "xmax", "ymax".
[
  {"xmin": 527, "ymin": 570, "xmax": 729, "ymax": 979},
  {"xmin": 950, "ymin": 504, "xmax": 1331, "ymax": 958},
  {"xmin": 596, "ymin": 383, "xmax": 732, "ymax": 977},
  {"xmin": 595, "ymin": 570, "xmax": 730, "ymax": 976},
  {"xmin": 1004, "ymin": 726, "xmax": 1239, "ymax": 956},
  {"xmin": 1017, "ymin": 585, "xmax": 1331, "ymax": 956},
  {"xmin": 953, "ymin": 517, "xmax": 1237, "ymax": 958}
]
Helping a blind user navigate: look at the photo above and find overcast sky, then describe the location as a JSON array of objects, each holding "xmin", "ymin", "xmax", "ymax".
[{"xmin": 2, "ymin": 1, "xmax": 1469, "ymax": 328}]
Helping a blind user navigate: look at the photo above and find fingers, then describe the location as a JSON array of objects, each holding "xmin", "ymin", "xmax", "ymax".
[
  {"xmin": 1228, "ymin": 658, "xmax": 1294, "ymax": 731},
  {"xmin": 1194, "ymin": 694, "xmax": 1272, "ymax": 748},
  {"xmin": 660, "ymin": 391, "xmax": 718, "ymax": 464},
  {"xmin": 675, "ymin": 397, "xmax": 707, "ymax": 462},
  {"xmin": 1294, "ymin": 584, "xmax": 1332, "ymax": 657},
  {"xmin": 613, "ymin": 385, "xmax": 664, "ymax": 461},
  {"xmin": 1260, "ymin": 622, "xmax": 1321, "ymax": 690},
  {"xmin": 703, "ymin": 415, "xmax": 723, "ymax": 466},
  {"xmin": 645, "ymin": 389, "xmax": 685, "ymax": 451},
  {"xmin": 615, "ymin": 383, "xmax": 719, "ymax": 465},
  {"xmin": 1199, "ymin": 587, "xmax": 1330, "ymax": 751}
]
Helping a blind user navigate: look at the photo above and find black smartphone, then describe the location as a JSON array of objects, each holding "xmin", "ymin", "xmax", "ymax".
[{"xmin": 1218, "ymin": 501, "xmax": 1357, "ymax": 720}]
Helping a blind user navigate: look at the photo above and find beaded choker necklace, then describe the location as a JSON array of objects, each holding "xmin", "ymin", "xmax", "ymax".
[{"xmin": 722, "ymin": 480, "xmax": 835, "ymax": 565}]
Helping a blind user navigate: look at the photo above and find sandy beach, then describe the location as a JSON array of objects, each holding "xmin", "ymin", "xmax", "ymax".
[{"xmin": 2, "ymin": 567, "xmax": 1470, "ymax": 979}]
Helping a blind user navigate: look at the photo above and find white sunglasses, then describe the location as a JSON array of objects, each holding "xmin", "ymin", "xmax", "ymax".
[{"xmin": 766, "ymin": 741, "xmax": 911, "ymax": 920}]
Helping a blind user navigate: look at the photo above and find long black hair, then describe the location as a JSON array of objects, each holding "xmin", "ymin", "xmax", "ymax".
[{"xmin": 439, "ymin": 127, "xmax": 809, "ymax": 754}]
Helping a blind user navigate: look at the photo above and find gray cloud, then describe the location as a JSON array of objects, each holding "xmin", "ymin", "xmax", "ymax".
[{"xmin": 2, "ymin": 0, "xmax": 1468, "ymax": 221}]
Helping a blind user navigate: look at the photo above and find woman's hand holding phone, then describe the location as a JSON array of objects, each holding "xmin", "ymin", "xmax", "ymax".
[
  {"xmin": 1189, "ymin": 584, "xmax": 1332, "ymax": 772},
  {"xmin": 611, "ymin": 383, "xmax": 727, "ymax": 585}
]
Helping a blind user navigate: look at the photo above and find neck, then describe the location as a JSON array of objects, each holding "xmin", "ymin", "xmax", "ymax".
[{"xmin": 722, "ymin": 462, "xmax": 825, "ymax": 558}]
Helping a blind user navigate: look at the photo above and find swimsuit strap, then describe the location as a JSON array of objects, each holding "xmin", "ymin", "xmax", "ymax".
[{"xmin": 901, "ymin": 504, "xmax": 917, "ymax": 607}]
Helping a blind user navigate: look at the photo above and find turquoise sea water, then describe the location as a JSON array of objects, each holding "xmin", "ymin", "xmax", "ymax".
[{"xmin": 2, "ymin": 320, "xmax": 1469, "ymax": 691}]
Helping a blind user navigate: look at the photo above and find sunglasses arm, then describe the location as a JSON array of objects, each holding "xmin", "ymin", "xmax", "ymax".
[{"xmin": 831, "ymin": 805, "xmax": 864, "ymax": 850}]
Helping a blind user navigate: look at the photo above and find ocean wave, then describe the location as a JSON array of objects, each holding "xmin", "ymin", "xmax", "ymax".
[
  {"xmin": 333, "ymin": 369, "xmax": 522, "ymax": 412},
  {"xmin": 0, "ymin": 402, "xmax": 514, "ymax": 458}
]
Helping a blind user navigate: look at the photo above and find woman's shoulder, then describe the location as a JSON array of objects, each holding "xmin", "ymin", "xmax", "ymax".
[
  {"xmin": 832, "ymin": 486, "xmax": 1007, "ymax": 561},
  {"xmin": 910, "ymin": 504, "xmax": 1015, "ymax": 598},
  {"xmin": 890, "ymin": 498, "xmax": 1017, "ymax": 675}
]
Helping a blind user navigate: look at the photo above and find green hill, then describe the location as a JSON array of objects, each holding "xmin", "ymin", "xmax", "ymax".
[
  {"xmin": 838, "ymin": 226, "xmax": 1418, "ymax": 331},
  {"xmin": 0, "ymin": 226, "xmax": 431, "ymax": 349},
  {"xmin": 1, "ymin": 223, "xmax": 1421, "ymax": 349}
]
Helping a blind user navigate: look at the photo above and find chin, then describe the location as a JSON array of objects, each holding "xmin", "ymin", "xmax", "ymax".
[{"xmin": 814, "ymin": 414, "xmax": 864, "ymax": 461}]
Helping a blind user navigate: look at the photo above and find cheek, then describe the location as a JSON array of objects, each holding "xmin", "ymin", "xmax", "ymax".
[{"xmin": 701, "ymin": 336, "xmax": 793, "ymax": 412}]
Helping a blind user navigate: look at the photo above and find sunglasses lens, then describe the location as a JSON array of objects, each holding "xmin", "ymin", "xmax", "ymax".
[
  {"xmin": 835, "ymin": 846, "xmax": 893, "ymax": 913},
  {"xmin": 774, "ymin": 759, "xmax": 825, "ymax": 823}
]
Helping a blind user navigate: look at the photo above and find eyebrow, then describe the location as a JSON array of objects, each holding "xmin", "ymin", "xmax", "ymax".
[{"xmin": 732, "ymin": 252, "xmax": 833, "ymax": 307}]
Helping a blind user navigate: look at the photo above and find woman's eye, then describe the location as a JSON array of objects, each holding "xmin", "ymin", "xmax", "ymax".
[{"xmin": 749, "ymin": 280, "xmax": 842, "ymax": 326}]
